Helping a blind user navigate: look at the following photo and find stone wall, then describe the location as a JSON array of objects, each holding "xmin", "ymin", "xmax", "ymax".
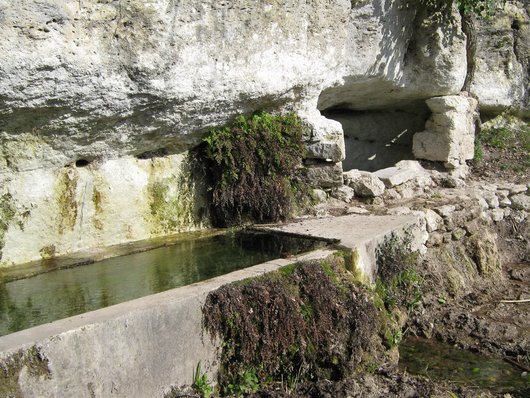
[{"xmin": 413, "ymin": 94, "xmax": 478, "ymax": 169}]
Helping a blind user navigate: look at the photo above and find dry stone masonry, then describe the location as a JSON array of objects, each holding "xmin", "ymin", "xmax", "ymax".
[{"xmin": 413, "ymin": 94, "xmax": 478, "ymax": 169}]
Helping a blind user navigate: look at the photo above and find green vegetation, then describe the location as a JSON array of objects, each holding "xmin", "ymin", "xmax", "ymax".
[
  {"xmin": 201, "ymin": 111, "xmax": 307, "ymax": 226},
  {"xmin": 225, "ymin": 368, "xmax": 260, "ymax": 397},
  {"xmin": 203, "ymin": 257, "xmax": 381, "ymax": 396},
  {"xmin": 373, "ymin": 233, "xmax": 423, "ymax": 351},
  {"xmin": 421, "ymin": 0, "xmax": 505, "ymax": 17},
  {"xmin": 192, "ymin": 362, "xmax": 213, "ymax": 398},
  {"xmin": 474, "ymin": 134, "xmax": 484, "ymax": 162},
  {"xmin": 481, "ymin": 124, "xmax": 530, "ymax": 151},
  {"xmin": 474, "ymin": 117, "xmax": 530, "ymax": 173},
  {"xmin": 54, "ymin": 168, "xmax": 79, "ymax": 234},
  {"xmin": 0, "ymin": 193, "xmax": 16, "ymax": 258},
  {"xmin": 378, "ymin": 268, "xmax": 423, "ymax": 312},
  {"xmin": 384, "ymin": 328, "xmax": 403, "ymax": 349},
  {"xmin": 455, "ymin": 0, "xmax": 505, "ymax": 17},
  {"xmin": 375, "ymin": 232, "xmax": 422, "ymax": 313}
]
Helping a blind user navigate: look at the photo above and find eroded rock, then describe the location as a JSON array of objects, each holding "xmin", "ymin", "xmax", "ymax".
[
  {"xmin": 344, "ymin": 169, "xmax": 385, "ymax": 197},
  {"xmin": 412, "ymin": 94, "xmax": 478, "ymax": 169}
]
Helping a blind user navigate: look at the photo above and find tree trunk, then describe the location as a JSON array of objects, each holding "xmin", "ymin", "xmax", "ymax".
[{"xmin": 461, "ymin": 11, "xmax": 477, "ymax": 93}]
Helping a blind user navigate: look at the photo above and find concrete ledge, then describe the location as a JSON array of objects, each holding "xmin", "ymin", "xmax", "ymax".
[{"xmin": 260, "ymin": 213, "xmax": 426, "ymax": 282}]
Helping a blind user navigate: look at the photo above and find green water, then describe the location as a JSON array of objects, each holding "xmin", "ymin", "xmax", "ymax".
[
  {"xmin": 0, "ymin": 230, "xmax": 325, "ymax": 337},
  {"xmin": 399, "ymin": 337, "xmax": 530, "ymax": 394}
]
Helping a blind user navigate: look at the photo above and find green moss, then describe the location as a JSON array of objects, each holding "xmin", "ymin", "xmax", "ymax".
[
  {"xmin": 0, "ymin": 193, "xmax": 16, "ymax": 258},
  {"xmin": 278, "ymin": 263, "xmax": 298, "ymax": 277},
  {"xmin": 54, "ymin": 168, "xmax": 78, "ymax": 234},
  {"xmin": 201, "ymin": 111, "xmax": 307, "ymax": 226},
  {"xmin": 148, "ymin": 174, "xmax": 194, "ymax": 235},
  {"xmin": 319, "ymin": 260, "xmax": 335, "ymax": 279},
  {"xmin": 0, "ymin": 346, "xmax": 51, "ymax": 398},
  {"xmin": 300, "ymin": 302, "xmax": 314, "ymax": 322}
]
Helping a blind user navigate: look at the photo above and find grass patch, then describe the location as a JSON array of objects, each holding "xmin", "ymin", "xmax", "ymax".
[
  {"xmin": 473, "ymin": 117, "xmax": 530, "ymax": 175},
  {"xmin": 480, "ymin": 125, "xmax": 530, "ymax": 150}
]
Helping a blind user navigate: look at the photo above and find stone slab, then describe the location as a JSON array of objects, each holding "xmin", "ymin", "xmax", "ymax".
[
  {"xmin": 373, "ymin": 167, "xmax": 417, "ymax": 188},
  {"xmin": 260, "ymin": 213, "xmax": 425, "ymax": 282}
]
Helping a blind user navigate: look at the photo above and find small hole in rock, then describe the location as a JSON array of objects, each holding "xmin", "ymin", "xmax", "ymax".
[
  {"xmin": 75, "ymin": 159, "xmax": 90, "ymax": 167},
  {"xmin": 512, "ymin": 19, "xmax": 521, "ymax": 30}
]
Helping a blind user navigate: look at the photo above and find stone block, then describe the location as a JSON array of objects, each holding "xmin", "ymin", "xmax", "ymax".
[
  {"xmin": 330, "ymin": 185, "xmax": 355, "ymax": 203},
  {"xmin": 424, "ymin": 209, "xmax": 444, "ymax": 232},
  {"xmin": 413, "ymin": 94, "xmax": 477, "ymax": 168},
  {"xmin": 490, "ymin": 208, "xmax": 505, "ymax": 222},
  {"xmin": 496, "ymin": 183, "xmax": 528, "ymax": 195},
  {"xmin": 435, "ymin": 205, "xmax": 456, "ymax": 218},
  {"xmin": 510, "ymin": 193, "xmax": 530, "ymax": 211},
  {"xmin": 344, "ymin": 169, "xmax": 385, "ymax": 197},
  {"xmin": 312, "ymin": 189, "xmax": 328, "ymax": 203},
  {"xmin": 305, "ymin": 162, "xmax": 343, "ymax": 188},
  {"xmin": 373, "ymin": 167, "xmax": 416, "ymax": 188},
  {"xmin": 301, "ymin": 111, "xmax": 345, "ymax": 162},
  {"xmin": 306, "ymin": 141, "xmax": 345, "ymax": 163}
]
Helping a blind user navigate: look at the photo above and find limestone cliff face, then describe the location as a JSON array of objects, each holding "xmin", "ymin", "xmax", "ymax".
[
  {"xmin": 0, "ymin": 0, "xmax": 527, "ymax": 266},
  {"xmin": 473, "ymin": 1, "xmax": 530, "ymax": 114}
]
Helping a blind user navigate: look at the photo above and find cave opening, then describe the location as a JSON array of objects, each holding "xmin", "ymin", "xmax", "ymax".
[{"xmin": 321, "ymin": 103, "xmax": 430, "ymax": 172}]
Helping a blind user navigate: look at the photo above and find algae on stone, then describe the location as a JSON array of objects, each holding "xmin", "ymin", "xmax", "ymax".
[
  {"xmin": 54, "ymin": 167, "xmax": 79, "ymax": 235},
  {"xmin": 148, "ymin": 166, "xmax": 197, "ymax": 235},
  {"xmin": 0, "ymin": 193, "xmax": 16, "ymax": 261},
  {"xmin": 0, "ymin": 346, "xmax": 51, "ymax": 398},
  {"xmin": 91, "ymin": 180, "xmax": 105, "ymax": 231}
]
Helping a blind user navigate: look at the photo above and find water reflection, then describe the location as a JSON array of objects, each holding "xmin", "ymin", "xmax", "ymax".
[
  {"xmin": 0, "ymin": 231, "xmax": 324, "ymax": 337},
  {"xmin": 399, "ymin": 337, "xmax": 530, "ymax": 394}
]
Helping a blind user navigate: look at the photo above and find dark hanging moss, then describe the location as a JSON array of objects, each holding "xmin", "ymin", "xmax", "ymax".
[
  {"xmin": 202, "ymin": 256, "xmax": 383, "ymax": 395},
  {"xmin": 201, "ymin": 111, "xmax": 308, "ymax": 227}
]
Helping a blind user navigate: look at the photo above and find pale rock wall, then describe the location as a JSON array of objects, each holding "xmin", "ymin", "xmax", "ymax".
[
  {"xmin": 413, "ymin": 94, "xmax": 478, "ymax": 169},
  {"xmin": 1, "ymin": 153, "xmax": 208, "ymax": 266},
  {"xmin": 0, "ymin": 0, "xmax": 525, "ymax": 266},
  {"xmin": 473, "ymin": 1, "xmax": 530, "ymax": 114}
]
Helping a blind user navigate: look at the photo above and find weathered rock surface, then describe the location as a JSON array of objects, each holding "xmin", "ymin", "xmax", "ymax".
[
  {"xmin": 510, "ymin": 193, "xmax": 530, "ymax": 211},
  {"xmin": 343, "ymin": 169, "xmax": 385, "ymax": 197},
  {"xmin": 473, "ymin": 1, "xmax": 530, "ymax": 115},
  {"xmin": 374, "ymin": 166, "xmax": 417, "ymax": 188},
  {"xmin": 305, "ymin": 162, "xmax": 344, "ymax": 189},
  {"xmin": 0, "ymin": 154, "xmax": 209, "ymax": 266},
  {"xmin": 0, "ymin": 0, "xmax": 527, "ymax": 266},
  {"xmin": 412, "ymin": 94, "xmax": 478, "ymax": 168},
  {"xmin": 331, "ymin": 185, "xmax": 355, "ymax": 202}
]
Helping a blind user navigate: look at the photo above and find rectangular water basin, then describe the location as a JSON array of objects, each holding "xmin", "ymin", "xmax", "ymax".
[{"xmin": 0, "ymin": 229, "xmax": 329, "ymax": 337}]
